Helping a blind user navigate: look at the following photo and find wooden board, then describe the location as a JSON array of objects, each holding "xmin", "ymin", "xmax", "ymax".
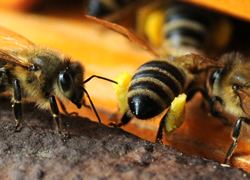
[{"xmin": 185, "ymin": 0, "xmax": 250, "ymax": 22}]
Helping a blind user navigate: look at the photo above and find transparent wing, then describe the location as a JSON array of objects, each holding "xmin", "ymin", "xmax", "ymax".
[
  {"xmin": 0, "ymin": 26, "xmax": 35, "ymax": 69},
  {"xmin": 0, "ymin": 26, "xmax": 34, "ymax": 49},
  {"xmin": 174, "ymin": 53, "xmax": 225, "ymax": 74},
  {"xmin": 236, "ymin": 89, "xmax": 250, "ymax": 116},
  {"xmin": 86, "ymin": 15, "xmax": 159, "ymax": 57}
]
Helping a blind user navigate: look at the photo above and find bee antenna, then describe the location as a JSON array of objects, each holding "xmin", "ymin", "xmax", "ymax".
[
  {"xmin": 83, "ymin": 75, "xmax": 117, "ymax": 84},
  {"xmin": 81, "ymin": 75, "xmax": 117, "ymax": 125},
  {"xmin": 81, "ymin": 87, "xmax": 102, "ymax": 125}
]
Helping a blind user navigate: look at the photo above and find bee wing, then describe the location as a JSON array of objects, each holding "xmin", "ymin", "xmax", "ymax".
[
  {"xmin": 0, "ymin": 26, "xmax": 35, "ymax": 69},
  {"xmin": 0, "ymin": 26, "xmax": 34, "ymax": 49},
  {"xmin": 174, "ymin": 53, "xmax": 225, "ymax": 74},
  {"xmin": 236, "ymin": 89, "xmax": 250, "ymax": 116},
  {"xmin": 86, "ymin": 15, "xmax": 159, "ymax": 57}
]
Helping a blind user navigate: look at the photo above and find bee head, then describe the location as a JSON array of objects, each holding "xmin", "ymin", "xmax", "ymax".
[{"xmin": 58, "ymin": 61, "xmax": 84, "ymax": 108}]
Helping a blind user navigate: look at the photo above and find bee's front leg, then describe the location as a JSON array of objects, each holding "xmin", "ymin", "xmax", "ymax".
[
  {"xmin": 210, "ymin": 96, "xmax": 229, "ymax": 125},
  {"xmin": 224, "ymin": 117, "xmax": 250, "ymax": 164},
  {"xmin": 155, "ymin": 115, "xmax": 165, "ymax": 144},
  {"xmin": 58, "ymin": 100, "xmax": 78, "ymax": 116},
  {"xmin": 13, "ymin": 79, "xmax": 23, "ymax": 132},
  {"xmin": 49, "ymin": 96, "xmax": 68, "ymax": 137},
  {"xmin": 0, "ymin": 68, "xmax": 10, "ymax": 87},
  {"xmin": 108, "ymin": 110, "xmax": 132, "ymax": 128}
]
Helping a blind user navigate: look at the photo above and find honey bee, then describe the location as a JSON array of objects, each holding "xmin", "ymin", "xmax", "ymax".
[
  {"xmin": 86, "ymin": 15, "xmax": 224, "ymax": 142},
  {"xmin": 207, "ymin": 52, "xmax": 250, "ymax": 163},
  {"xmin": 143, "ymin": 1, "xmax": 232, "ymax": 54},
  {"xmin": 0, "ymin": 25, "xmax": 117, "ymax": 135},
  {"xmin": 162, "ymin": 1, "xmax": 212, "ymax": 51}
]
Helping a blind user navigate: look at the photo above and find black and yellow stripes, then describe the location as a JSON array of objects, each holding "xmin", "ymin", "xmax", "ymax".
[
  {"xmin": 163, "ymin": 1, "xmax": 211, "ymax": 49},
  {"xmin": 127, "ymin": 60, "xmax": 186, "ymax": 119},
  {"xmin": 87, "ymin": 0, "xmax": 134, "ymax": 17}
]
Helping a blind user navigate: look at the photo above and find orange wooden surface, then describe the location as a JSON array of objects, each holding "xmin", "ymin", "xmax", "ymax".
[
  {"xmin": 0, "ymin": 1, "xmax": 250, "ymax": 173},
  {"xmin": 0, "ymin": 0, "xmax": 40, "ymax": 10},
  {"xmin": 185, "ymin": 0, "xmax": 250, "ymax": 22},
  {"xmin": 2, "ymin": 0, "xmax": 250, "ymax": 22}
]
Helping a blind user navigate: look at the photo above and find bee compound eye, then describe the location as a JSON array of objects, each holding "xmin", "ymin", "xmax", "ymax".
[{"xmin": 58, "ymin": 72, "xmax": 73, "ymax": 92}]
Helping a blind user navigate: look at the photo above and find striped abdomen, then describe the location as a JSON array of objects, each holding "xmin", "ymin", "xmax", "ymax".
[
  {"xmin": 127, "ymin": 60, "xmax": 186, "ymax": 119},
  {"xmin": 163, "ymin": 1, "xmax": 211, "ymax": 49},
  {"xmin": 87, "ymin": 0, "xmax": 134, "ymax": 17}
]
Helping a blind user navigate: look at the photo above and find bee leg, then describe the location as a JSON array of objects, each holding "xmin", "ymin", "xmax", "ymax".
[
  {"xmin": 13, "ymin": 79, "xmax": 23, "ymax": 132},
  {"xmin": 224, "ymin": 117, "xmax": 250, "ymax": 164},
  {"xmin": 186, "ymin": 88, "xmax": 202, "ymax": 101},
  {"xmin": 189, "ymin": 89, "xmax": 230, "ymax": 125},
  {"xmin": 186, "ymin": 88, "xmax": 210, "ymax": 102},
  {"xmin": 0, "ymin": 68, "xmax": 10, "ymax": 87},
  {"xmin": 58, "ymin": 100, "xmax": 78, "ymax": 116},
  {"xmin": 49, "ymin": 96, "xmax": 68, "ymax": 137},
  {"xmin": 155, "ymin": 116, "xmax": 166, "ymax": 144},
  {"xmin": 108, "ymin": 111, "xmax": 132, "ymax": 127},
  {"xmin": 82, "ymin": 102, "xmax": 91, "ymax": 109},
  {"xmin": 210, "ymin": 96, "xmax": 229, "ymax": 125},
  {"xmin": 187, "ymin": 88, "xmax": 211, "ymax": 111}
]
